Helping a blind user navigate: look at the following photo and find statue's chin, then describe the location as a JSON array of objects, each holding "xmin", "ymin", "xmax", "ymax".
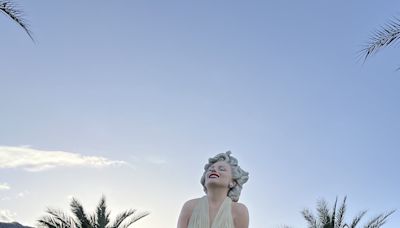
[{"xmin": 205, "ymin": 181, "xmax": 229, "ymax": 189}]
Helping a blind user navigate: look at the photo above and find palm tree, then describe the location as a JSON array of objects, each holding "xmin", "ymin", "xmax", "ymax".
[
  {"xmin": 0, "ymin": 0, "xmax": 33, "ymax": 40},
  {"xmin": 301, "ymin": 196, "xmax": 395, "ymax": 228},
  {"xmin": 360, "ymin": 17, "xmax": 400, "ymax": 62},
  {"xmin": 37, "ymin": 196, "xmax": 149, "ymax": 228}
]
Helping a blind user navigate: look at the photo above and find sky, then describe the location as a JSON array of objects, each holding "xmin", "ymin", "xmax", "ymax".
[{"xmin": 1, "ymin": 0, "xmax": 400, "ymax": 227}]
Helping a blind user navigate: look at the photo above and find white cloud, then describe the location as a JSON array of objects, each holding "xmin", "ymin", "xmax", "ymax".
[
  {"xmin": 0, "ymin": 146, "xmax": 127, "ymax": 172},
  {"xmin": 0, "ymin": 183, "xmax": 10, "ymax": 191},
  {"xmin": 16, "ymin": 191, "xmax": 29, "ymax": 199},
  {"xmin": 0, "ymin": 209, "xmax": 16, "ymax": 222},
  {"xmin": 145, "ymin": 156, "xmax": 167, "ymax": 165},
  {"xmin": 0, "ymin": 191, "xmax": 30, "ymax": 201},
  {"xmin": 0, "ymin": 197, "xmax": 11, "ymax": 201}
]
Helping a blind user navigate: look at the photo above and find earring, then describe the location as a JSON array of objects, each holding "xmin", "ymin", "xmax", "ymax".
[{"xmin": 229, "ymin": 183, "xmax": 234, "ymax": 188}]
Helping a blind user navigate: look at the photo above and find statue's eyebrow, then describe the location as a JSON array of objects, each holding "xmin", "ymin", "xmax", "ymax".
[{"xmin": 209, "ymin": 163, "xmax": 227, "ymax": 169}]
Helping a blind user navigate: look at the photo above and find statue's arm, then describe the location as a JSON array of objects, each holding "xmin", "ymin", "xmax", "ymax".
[
  {"xmin": 233, "ymin": 202, "xmax": 249, "ymax": 228},
  {"xmin": 177, "ymin": 199, "xmax": 197, "ymax": 228}
]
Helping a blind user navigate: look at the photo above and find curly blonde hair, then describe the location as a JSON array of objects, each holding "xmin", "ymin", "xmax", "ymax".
[{"xmin": 200, "ymin": 151, "xmax": 249, "ymax": 202}]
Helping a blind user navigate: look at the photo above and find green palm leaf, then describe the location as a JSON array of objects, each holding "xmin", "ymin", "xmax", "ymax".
[
  {"xmin": 119, "ymin": 211, "xmax": 150, "ymax": 228},
  {"xmin": 95, "ymin": 196, "xmax": 110, "ymax": 228},
  {"xmin": 348, "ymin": 210, "xmax": 367, "ymax": 228},
  {"xmin": 0, "ymin": 0, "xmax": 33, "ymax": 40},
  {"xmin": 110, "ymin": 210, "xmax": 137, "ymax": 228},
  {"xmin": 317, "ymin": 199, "xmax": 330, "ymax": 227},
  {"xmin": 45, "ymin": 208, "xmax": 76, "ymax": 228},
  {"xmin": 38, "ymin": 196, "xmax": 149, "ymax": 228},
  {"xmin": 301, "ymin": 208, "xmax": 318, "ymax": 228},
  {"xmin": 299, "ymin": 197, "xmax": 394, "ymax": 228},
  {"xmin": 361, "ymin": 17, "xmax": 400, "ymax": 61},
  {"xmin": 38, "ymin": 216, "xmax": 62, "ymax": 228},
  {"xmin": 70, "ymin": 198, "xmax": 92, "ymax": 228},
  {"xmin": 335, "ymin": 197, "xmax": 346, "ymax": 228},
  {"xmin": 364, "ymin": 210, "xmax": 396, "ymax": 228}
]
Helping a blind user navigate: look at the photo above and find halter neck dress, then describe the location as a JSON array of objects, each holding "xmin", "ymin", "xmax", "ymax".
[{"xmin": 188, "ymin": 196, "xmax": 234, "ymax": 228}]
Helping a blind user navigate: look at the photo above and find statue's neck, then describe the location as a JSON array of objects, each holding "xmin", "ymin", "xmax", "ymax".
[{"xmin": 206, "ymin": 187, "xmax": 229, "ymax": 205}]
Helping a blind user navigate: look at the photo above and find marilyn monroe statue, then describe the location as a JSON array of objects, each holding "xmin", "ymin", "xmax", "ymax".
[{"xmin": 177, "ymin": 151, "xmax": 249, "ymax": 228}]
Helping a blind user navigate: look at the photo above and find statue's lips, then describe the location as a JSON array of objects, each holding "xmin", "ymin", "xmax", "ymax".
[{"xmin": 209, "ymin": 173, "xmax": 220, "ymax": 178}]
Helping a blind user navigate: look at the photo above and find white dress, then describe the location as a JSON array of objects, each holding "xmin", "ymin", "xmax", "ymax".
[{"xmin": 188, "ymin": 196, "xmax": 234, "ymax": 228}]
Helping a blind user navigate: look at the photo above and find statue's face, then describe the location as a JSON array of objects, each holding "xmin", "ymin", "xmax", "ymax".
[{"xmin": 205, "ymin": 161, "xmax": 233, "ymax": 189}]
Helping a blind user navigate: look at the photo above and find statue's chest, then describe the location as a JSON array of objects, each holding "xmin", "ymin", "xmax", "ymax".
[{"xmin": 208, "ymin": 205, "xmax": 222, "ymax": 227}]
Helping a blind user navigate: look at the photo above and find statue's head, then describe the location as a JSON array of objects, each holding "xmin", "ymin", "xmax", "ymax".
[{"xmin": 200, "ymin": 151, "xmax": 249, "ymax": 202}]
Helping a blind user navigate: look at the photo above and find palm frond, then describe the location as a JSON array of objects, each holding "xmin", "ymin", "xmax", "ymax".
[
  {"xmin": 302, "ymin": 209, "xmax": 318, "ymax": 228},
  {"xmin": 335, "ymin": 196, "xmax": 346, "ymax": 228},
  {"xmin": 300, "ymin": 197, "xmax": 394, "ymax": 228},
  {"xmin": 364, "ymin": 210, "xmax": 395, "ymax": 228},
  {"xmin": 45, "ymin": 208, "xmax": 76, "ymax": 228},
  {"xmin": 119, "ymin": 211, "xmax": 150, "ymax": 228},
  {"xmin": 39, "ymin": 196, "xmax": 149, "ymax": 228},
  {"xmin": 330, "ymin": 197, "xmax": 338, "ymax": 228},
  {"xmin": 38, "ymin": 215, "xmax": 74, "ymax": 228},
  {"xmin": 110, "ymin": 210, "xmax": 137, "ymax": 228},
  {"xmin": 96, "ymin": 195, "xmax": 110, "ymax": 228},
  {"xmin": 0, "ymin": 0, "xmax": 33, "ymax": 40},
  {"xmin": 317, "ymin": 199, "xmax": 330, "ymax": 226},
  {"xmin": 70, "ymin": 198, "xmax": 92, "ymax": 228},
  {"xmin": 360, "ymin": 17, "xmax": 400, "ymax": 61},
  {"xmin": 37, "ymin": 216, "xmax": 61, "ymax": 228},
  {"xmin": 348, "ymin": 210, "xmax": 367, "ymax": 228},
  {"xmin": 89, "ymin": 215, "xmax": 97, "ymax": 228}
]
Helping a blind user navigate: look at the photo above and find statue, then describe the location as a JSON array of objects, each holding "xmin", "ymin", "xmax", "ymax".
[{"xmin": 177, "ymin": 151, "xmax": 249, "ymax": 228}]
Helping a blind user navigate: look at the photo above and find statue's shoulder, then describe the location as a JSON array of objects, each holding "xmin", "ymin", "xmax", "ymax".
[
  {"xmin": 178, "ymin": 198, "xmax": 203, "ymax": 227},
  {"xmin": 232, "ymin": 202, "xmax": 249, "ymax": 227},
  {"xmin": 182, "ymin": 197, "xmax": 201, "ymax": 211},
  {"xmin": 232, "ymin": 201, "xmax": 248, "ymax": 213}
]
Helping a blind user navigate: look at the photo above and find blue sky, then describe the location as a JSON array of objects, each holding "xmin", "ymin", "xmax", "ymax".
[{"xmin": 1, "ymin": 1, "xmax": 400, "ymax": 227}]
